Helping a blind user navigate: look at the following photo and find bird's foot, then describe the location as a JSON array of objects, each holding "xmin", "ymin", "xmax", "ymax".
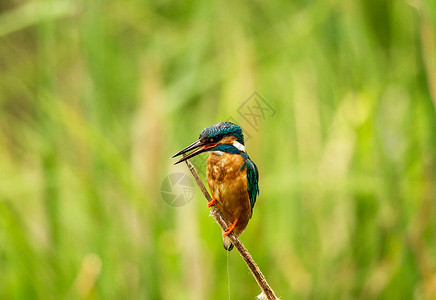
[
  {"xmin": 223, "ymin": 219, "xmax": 238, "ymax": 237},
  {"xmin": 207, "ymin": 198, "xmax": 217, "ymax": 207}
]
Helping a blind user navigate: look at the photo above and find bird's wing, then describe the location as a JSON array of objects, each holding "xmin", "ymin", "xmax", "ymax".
[{"xmin": 245, "ymin": 158, "xmax": 259, "ymax": 214}]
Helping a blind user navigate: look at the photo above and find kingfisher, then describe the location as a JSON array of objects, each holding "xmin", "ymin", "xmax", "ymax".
[{"xmin": 172, "ymin": 122, "xmax": 259, "ymax": 251}]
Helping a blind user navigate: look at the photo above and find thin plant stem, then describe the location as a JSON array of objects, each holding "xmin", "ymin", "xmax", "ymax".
[{"xmin": 183, "ymin": 156, "xmax": 278, "ymax": 300}]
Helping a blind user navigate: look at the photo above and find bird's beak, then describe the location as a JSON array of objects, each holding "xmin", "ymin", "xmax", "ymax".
[{"xmin": 171, "ymin": 140, "xmax": 217, "ymax": 165}]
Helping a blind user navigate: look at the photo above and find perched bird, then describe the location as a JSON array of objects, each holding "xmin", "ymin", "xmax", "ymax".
[{"xmin": 172, "ymin": 122, "xmax": 259, "ymax": 251}]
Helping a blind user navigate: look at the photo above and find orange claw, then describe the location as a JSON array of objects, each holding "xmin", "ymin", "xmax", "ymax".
[
  {"xmin": 207, "ymin": 198, "xmax": 217, "ymax": 207},
  {"xmin": 223, "ymin": 219, "xmax": 238, "ymax": 237}
]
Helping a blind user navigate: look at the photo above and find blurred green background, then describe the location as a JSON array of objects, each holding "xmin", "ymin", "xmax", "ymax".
[{"xmin": 1, "ymin": 0, "xmax": 436, "ymax": 299}]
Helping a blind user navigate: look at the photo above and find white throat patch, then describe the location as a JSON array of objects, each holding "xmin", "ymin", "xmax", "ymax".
[{"xmin": 233, "ymin": 141, "xmax": 246, "ymax": 153}]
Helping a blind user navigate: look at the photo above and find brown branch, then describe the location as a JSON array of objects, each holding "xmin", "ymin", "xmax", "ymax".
[{"xmin": 183, "ymin": 157, "xmax": 278, "ymax": 300}]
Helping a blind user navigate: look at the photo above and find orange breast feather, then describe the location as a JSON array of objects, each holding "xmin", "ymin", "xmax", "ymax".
[{"xmin": 206, "ymin": 152, "xmax": 252, "ymax": 235}]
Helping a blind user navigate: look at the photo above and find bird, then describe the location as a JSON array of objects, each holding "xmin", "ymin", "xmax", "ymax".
[{"xmin": 172, "ymin": 122, "xmax": 259, "ymax": 251}]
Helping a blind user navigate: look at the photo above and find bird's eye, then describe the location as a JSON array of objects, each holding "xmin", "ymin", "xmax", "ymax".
[{"xmin": 207, "ymin": 137, "xmax": 219, "ymax": 143}]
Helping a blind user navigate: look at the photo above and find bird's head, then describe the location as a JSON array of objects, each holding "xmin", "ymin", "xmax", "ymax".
[{"xmin": 172, "ymin": 122, "xmax": 245, "ymax": 164}]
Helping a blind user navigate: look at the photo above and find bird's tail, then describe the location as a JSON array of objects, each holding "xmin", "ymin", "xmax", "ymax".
[{"xmin": 223, "ymin": 235, "xmax": 234, "ymax": 251}]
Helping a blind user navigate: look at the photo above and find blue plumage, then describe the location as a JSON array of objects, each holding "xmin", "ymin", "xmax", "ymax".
[
  {"xmin": 241, "ymin": 153, "xmax": 259, "ymax": 214},
  {"xmin": 199, "ymin": 122, "xmax": 244, "ymax": 145}
]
